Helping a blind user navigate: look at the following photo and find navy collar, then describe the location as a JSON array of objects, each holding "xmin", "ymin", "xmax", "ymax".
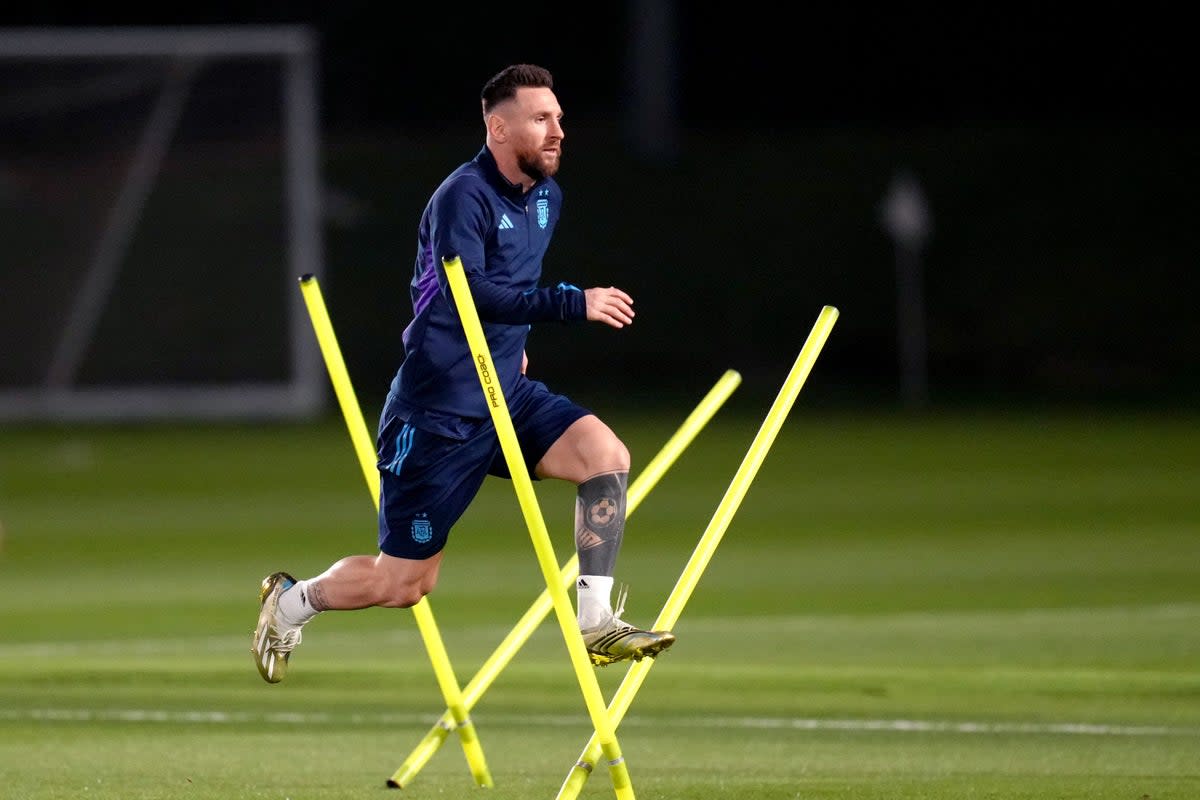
[{"xmin": 475, "ymin": 145, "xmax": 542, "ymax": 201}]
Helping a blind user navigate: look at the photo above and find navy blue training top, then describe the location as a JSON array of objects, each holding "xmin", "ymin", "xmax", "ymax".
[{"xmin": 385, "ymin": 146, "xmax": 588, "ymax": 436}]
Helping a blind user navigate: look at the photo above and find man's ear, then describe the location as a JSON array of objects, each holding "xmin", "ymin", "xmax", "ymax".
[{"xmin": 486, "ymin": 112, "xmax": 506, "ymax": 142}]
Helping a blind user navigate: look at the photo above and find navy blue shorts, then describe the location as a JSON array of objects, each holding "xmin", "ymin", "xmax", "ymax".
[{"xmin": 375, "ymin": 377, "xmax": 591, "ymax": 559}]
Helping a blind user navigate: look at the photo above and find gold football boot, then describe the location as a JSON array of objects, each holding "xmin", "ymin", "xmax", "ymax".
[{"xmin": 251, "ymin": 571, "xmax": 301, "ymax": 683}]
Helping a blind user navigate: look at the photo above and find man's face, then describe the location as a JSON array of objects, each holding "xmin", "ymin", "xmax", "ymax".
[{"xmin": 505, "ymin": 86, "xmax": 564, "ymax": 180}]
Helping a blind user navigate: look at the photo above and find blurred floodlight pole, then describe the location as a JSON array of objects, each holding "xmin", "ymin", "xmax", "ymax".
[{"xmin": 881, "ymin": 170, "xmax": 932, "ymax": 408}]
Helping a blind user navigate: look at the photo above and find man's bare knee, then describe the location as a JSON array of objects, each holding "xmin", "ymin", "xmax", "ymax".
[
  {"xmin": 381, "ymin": 582, "xmax": 429, "ymax": 608},
  {"xmin": 373, "ymin": 552, "xmax": 441, "ymax": 608},
  {"xmin": 597, "ymin": 434, "xmax": 630, "ymax": 472},
  {"xmin": 538, "ymin": 415, "xmax": 630, "ymax": 481}
]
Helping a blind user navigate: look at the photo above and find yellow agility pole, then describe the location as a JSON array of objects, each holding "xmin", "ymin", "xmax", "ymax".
[
  {"xmin": 442, "ymin": 255, "xmax": 636, "ymax": 800},
  {"xmin": 387, "ymin": 368, "xmax": 743, "ymax": 789},
  {"xmin": 299, "ymin": 272, "xmax": 739, "ymax": 790},
  {"xmin": 555, "ymin": 305, "xmax": 839, "ymax": 800},
  {"xmin": 297, "ymin": 274, "xmax": 494, "ymax": 789}
]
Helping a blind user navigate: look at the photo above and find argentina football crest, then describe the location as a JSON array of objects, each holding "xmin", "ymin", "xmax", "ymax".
[
  {"xmin": 411, "ymin": 514, "xmax": 432, "ymax": 544},
  {"xmin": 536, "ymin": 188, "xmax": 550, "ymax": 229}
]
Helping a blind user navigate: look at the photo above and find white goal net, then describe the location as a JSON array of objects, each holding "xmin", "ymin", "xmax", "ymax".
[{"xmin": 0, "ymin": 26, "xmax": 324, "ymax": 421}]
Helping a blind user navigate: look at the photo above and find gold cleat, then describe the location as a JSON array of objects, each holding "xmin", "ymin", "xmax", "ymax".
[
  {"xmin": 580, "ymin": 586, "xmax": 675, "ymax": 667},
  {"xmin": 251, "ymin": 571, "xmax": 300, "ymax": 684}
]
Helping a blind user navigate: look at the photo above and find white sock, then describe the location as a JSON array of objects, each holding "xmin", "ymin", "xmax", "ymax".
[
  {"xmin": 576, "ymin": 575, "xmax": 614, "ymax": 628},
  {"xmin": 276, "ymin": 579, "xmax": 322, "ymax": 628}
]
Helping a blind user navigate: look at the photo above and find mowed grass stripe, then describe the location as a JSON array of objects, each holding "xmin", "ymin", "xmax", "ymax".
[
  {"xmin": 3, "ymin": 707, "xmax": 1197, "ymax": 738},
  {"xmin": 2, "ymin": 603, "xmax": 1196, "ymax": 662}
]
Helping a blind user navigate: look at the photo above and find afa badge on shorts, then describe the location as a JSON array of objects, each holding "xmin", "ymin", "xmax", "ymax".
[{"xmin": 411, "ymin": 516, "xmax": 432, "ymax": 544}]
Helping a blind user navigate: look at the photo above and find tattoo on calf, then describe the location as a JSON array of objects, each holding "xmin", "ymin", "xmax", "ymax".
[
  {"xmin": 307, "ymin": 581, "xmax": 331, "ymax": 612},
  {"xmin": 575, "ymin": 471, "xmax": 628, "ymax": 577}
]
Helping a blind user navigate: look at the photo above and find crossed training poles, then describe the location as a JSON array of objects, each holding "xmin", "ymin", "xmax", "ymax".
[
  {"xmin": 297, "ymin": 266, "xmax": 838, "ymax": 798},
  {"xmin": 298, "ymin": 274, "xmax": 493, "ymax": 787}
]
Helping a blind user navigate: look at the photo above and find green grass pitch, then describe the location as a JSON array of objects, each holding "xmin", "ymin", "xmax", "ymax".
[{"xmin": 1, "ymin": 407, "xmax": 1198, "ymax": 799}]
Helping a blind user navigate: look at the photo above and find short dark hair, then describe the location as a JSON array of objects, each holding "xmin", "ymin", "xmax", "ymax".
[{"xmin": 481, "ymin": 64, "xmax": 554, "ymax": 114}]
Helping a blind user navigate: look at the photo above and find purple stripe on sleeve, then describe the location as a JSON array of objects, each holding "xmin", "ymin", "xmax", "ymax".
[
  {"xmin": 412, "ymin": 246, "xmax": 441, "ymax": 319},
  {"xmin": 402, "ymin": 247, "xmax": 441, "ymax": 348}
]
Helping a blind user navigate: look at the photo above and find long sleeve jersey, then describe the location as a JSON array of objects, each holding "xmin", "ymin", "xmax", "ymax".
[{"xmin": 385, "ymin": 146, "xmax": 587, "ymax": 435}]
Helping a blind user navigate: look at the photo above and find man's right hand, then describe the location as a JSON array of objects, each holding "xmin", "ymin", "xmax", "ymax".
[{"xmin": 584, "ymin": 286, "xmax": 635, "ymax": 329}]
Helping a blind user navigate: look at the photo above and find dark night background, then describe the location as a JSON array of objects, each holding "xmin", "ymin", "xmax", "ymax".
[
  {"xmin": 10, "ymin": 4, "xmax": 1188, "ymax": 128},
  {"xmin": 3, "ymin": 3, "xmax": 1195, "ymax": 415}
]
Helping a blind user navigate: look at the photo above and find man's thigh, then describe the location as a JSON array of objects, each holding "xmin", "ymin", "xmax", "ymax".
[
  {"xmin": 489, "ymin": 377, "xmax": 591, "ymax": 479},
  {"xmin": 378, "ymin": 418, "xmax": 494, "ymax": 558}
]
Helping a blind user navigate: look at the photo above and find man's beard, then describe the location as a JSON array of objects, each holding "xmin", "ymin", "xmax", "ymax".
[{"xmin": 517, "ymin": 147, "xmax": 560, "ymax": 181}]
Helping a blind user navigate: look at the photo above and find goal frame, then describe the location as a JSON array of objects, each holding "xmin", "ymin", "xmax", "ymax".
[{"xmin": 0, "ymin": 25, "xmax": 324, "ymax": 421}]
